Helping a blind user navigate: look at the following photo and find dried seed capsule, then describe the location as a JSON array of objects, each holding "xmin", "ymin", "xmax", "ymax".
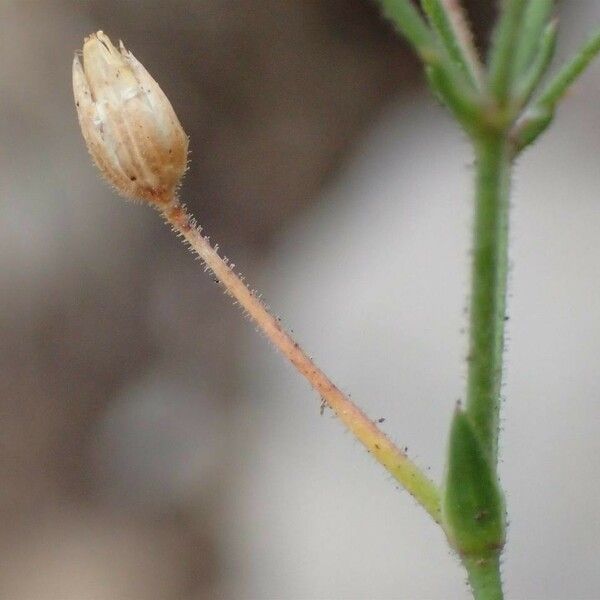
[{"xmin": 73, "ymin": 31, "xmax": 188, "ymax": 205}]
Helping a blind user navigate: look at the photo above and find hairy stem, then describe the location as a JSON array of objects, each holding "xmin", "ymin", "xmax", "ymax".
[
  {"xmin": 466, "ymin": 133, "xmax": 511, "ymax": 463},
  {"xmin": 464, "ymin": 555, "xmax": 504, "ymax": 600},
  {"xmin": 160, "ymin": 199, "xmax": 442, "ymax": 523}
]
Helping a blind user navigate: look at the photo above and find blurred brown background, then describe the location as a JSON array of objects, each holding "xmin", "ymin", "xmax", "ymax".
[
  {"xmin": 0, "ymin": 2, "xmax": 446, "ymax": 597},
  {"xmin": 2, "ymin": 1, "xmax": 600, "ymax": 599}
]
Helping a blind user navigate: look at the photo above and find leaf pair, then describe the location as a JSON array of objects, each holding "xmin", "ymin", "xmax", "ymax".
[{"xmin": 443, "ymin": 409, "xmax": 505, "ymax": 558}]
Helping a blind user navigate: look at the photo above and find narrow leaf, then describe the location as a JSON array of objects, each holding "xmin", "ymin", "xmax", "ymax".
[
  {"xmin": 487, "ymin": 0, "xmax": 527, "ymax": 103},
  {"xmin": 443, "ymin": 409, "xmax": 505, "ymax": 557},
  {"xmin": 514, "ymin": 27, "xmax": 600, "ymax": 151},
  {"xmin": 512, "ymin": 0, "xmax": 554, "ymax": 77},
  {"xmin": 421, "ymin": 0, "xmax": 482, "ymax": 89},
  {"xmin": 537, "ymin": 27, "xmax": 600, "ymax": 110},
  {"xmin": 425, "ymin": 64, "xmax": 480, "ymax": 132},
  {"xmin": 378, "ymin": 0, "xmax": 437, "ymax": 62},
  {"xmin": 515, "ymin": 19, "xmax": 558, "ymax": 108}
]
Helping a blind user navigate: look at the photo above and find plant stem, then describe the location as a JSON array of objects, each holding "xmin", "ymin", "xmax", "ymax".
[
  {"xmin": 160, "ymin": 199, "xmax": 442, "ymax": 523},
  {"xmin": 464, "ymin": 555, "xmax": 504, "ymax": 600},
  {"xmin": 465, "ymin": 133, "xmax": 511, "ymax": 463}
]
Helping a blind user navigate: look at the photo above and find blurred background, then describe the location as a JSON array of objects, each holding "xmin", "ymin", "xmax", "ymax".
[{"xmin": 1, "ymin": 1, "xmax": 600, "ymax": 598}]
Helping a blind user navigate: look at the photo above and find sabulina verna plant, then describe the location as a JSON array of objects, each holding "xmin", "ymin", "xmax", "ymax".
[{"xmin": 73, "ymin": 2, "xmax": 600, "ymax": 597}]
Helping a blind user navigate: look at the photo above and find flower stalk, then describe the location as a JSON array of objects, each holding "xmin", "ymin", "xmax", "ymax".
[
  {"xmin": 72, "ymin": 30, "xmax": 442, "ymax": 526},
  {"xmin": 160, "ymin": 199, "xmax": 442, "ymax": 522}
]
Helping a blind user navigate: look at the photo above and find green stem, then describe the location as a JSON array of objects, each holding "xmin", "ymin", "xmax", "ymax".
[
  {"xmin": 161, "ymin": 201, "xmax": 442, "ymax": 523},
  {"xmin": 465, "ymin": 133, "xmax": 511, "ymax": 463},
  {"xmin": 464, "ymin": 555, "xmax": 504, "ymax": 600}
]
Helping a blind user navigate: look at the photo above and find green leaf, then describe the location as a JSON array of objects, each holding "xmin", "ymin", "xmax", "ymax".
[
  {"xmin": 511, "ymin": 107, "xmax": 553, "ymax": 152},
  {"xmin": 378, "ymin": 0, "xmax": 437, "ymax": 62},
  {"xmin": 512, "ymin": 0, "xmax": 554, "ymax": 78},
  {"xmin": 487, "ymin": 0, "xmax": 527, "ymax": 103},
  {"xmin": 536, "ymin": 27, "xmax": 600, "ymax": 111},
  {"xmin": 443, "ymin": 409, "xmax": 505, "ymax": 557},
  {"xmin": 425, "ymin": 64, "xmax": 480, "ymax": 133},
  {"xmin": 421, "ymin": 0, "xmax": 482, "ymax": 89},
  {"xmin": 513, "ymin": 27, "xmax": 600, "ymax": 152},
  {"xmin": 515, "ymin": 19, "xmax": 558, "ymax": 108}
]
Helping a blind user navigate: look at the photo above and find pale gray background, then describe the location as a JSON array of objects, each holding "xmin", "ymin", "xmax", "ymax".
[{"xmin": 1, "ymin": 1, "xmax": 599, "ymax": 598}]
